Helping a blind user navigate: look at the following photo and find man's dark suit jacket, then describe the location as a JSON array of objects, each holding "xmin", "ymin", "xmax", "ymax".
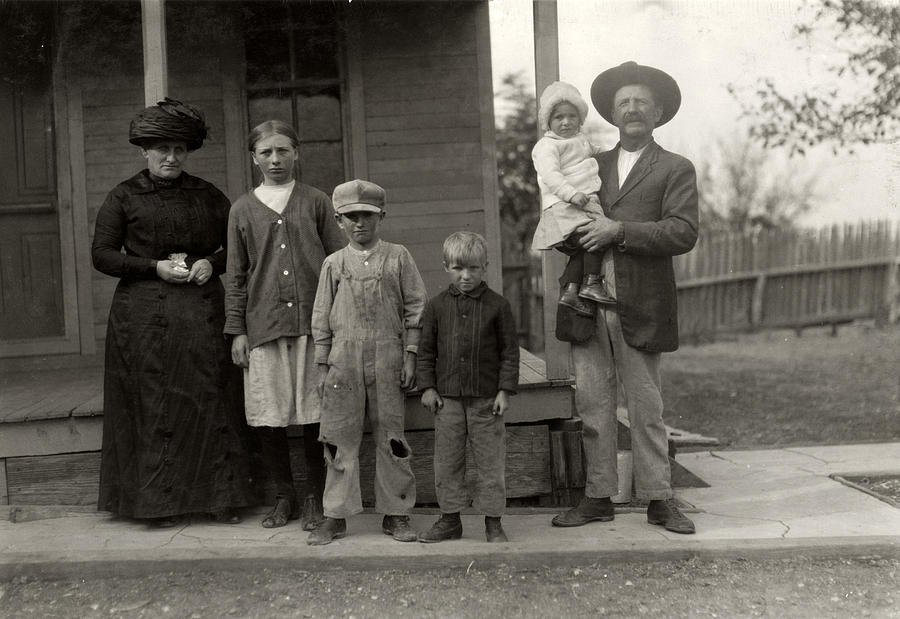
[{"xmin": 566, "ymin": 139, "xmax": 699, "ymax": 353}]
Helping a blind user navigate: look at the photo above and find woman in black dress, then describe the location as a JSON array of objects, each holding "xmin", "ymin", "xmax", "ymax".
[{"xmin": 92, "ymin": 99, "xmax": 255, "ymax": 527}]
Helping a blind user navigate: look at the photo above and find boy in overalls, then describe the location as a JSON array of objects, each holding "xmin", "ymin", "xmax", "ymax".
[{"xmin": 307, "ymin": 179, "xmax": 427, "ymax": 545}]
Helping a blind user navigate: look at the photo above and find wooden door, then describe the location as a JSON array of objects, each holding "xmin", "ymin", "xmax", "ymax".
[{"xmin": 0, "ymin": 61, "xmax": 65, "ymax": 341}]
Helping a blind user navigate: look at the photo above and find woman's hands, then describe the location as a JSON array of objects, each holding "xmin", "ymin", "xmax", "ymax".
[
  {"xmin": 156, "ymin": 258, "xmax": 213, "ymax": 285},
  {"xmin": 188, "ymin": 258, "xmax": 213, "ymax": 285},
  {"xmin": 156, "ymin": 260, "xmax": 190, "ymax": 283}
]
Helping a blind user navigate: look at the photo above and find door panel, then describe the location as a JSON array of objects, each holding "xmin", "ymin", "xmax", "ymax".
[{"xmin": 0, "ymin": 69, "xmax": 65, "ymax": 341}]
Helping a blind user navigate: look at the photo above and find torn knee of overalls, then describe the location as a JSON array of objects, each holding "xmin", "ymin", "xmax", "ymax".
[
  {"xmin": 388, "ymin": 436, "xmax": 411, "ymax": 460},
  {"xmin": 322, "ymin": 440, "xmax": 338, "ymax": 464}
]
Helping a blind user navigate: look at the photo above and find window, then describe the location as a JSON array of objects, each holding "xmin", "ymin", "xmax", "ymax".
[{"xmin": 242, "ymin": 2, "xmax": 346, "ymax": 194}]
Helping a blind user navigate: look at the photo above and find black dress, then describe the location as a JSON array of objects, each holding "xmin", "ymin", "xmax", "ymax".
[{"xmin": 92, "ymin": 170, "xmax": 256, "ymax": 519}]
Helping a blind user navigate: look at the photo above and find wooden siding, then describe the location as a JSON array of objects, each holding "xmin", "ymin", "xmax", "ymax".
[
  {"xmin": 71, "ymin": 5, "xmax": 239, "ymax": 344},
  {"xmin": 64, "ymin": 1, "xmax": 496, "ymax": 351},
  {"xmin": 357, "ymin": 1, "xmax": 494, "ymax": 296}
]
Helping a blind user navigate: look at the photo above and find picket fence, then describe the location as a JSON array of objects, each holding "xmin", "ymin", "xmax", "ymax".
[{"xmin": 503, "ymin": 220, "xmax": 900, "ymax": 351}]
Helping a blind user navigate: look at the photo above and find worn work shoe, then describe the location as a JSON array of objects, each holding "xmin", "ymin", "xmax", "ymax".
[
  {"xmin": 559, "ymin": 283, "xmax": 596, "ymax": 317},
  {"xmin": 306, "ymin": 517, "xmax": 347, "ymax": 545},
  {"xmin": 418, "ymin": 513, "xmax": 463, "ymax": 543},
  {"xmin": 647, "ymin": 498, "xmax": 696, "ymax": 534},
  {"xmin": 485, "ymin": 516, "xmax": 508, "ymax": 543},
  {"xmin": 261, "ymin": 496, "xmax": 299, "ymax": 529},
  {"xmin": 382, "ymin": 515, "xmax": 418, "ymax": 542},
  {"xmin": 551, "ymin": 496, "xmax": 615, "ymax": 527},
  {"xmin": 299, "ymin": 494, "xmax": 325, "ymax": 531},
  {"xmin": 578, "ymin": 274, "xmax": 616, "ymax": 304}
]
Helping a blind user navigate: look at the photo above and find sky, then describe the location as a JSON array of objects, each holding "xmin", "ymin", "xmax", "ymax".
[{"xmin": 487, "ymin": 0, "xmax": 900, "ymax": 226}]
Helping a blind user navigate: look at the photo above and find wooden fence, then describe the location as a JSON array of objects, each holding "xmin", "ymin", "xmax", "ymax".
[{"xmin": 503, "ymin": 220, "xmax": 900, "ymax": 351}]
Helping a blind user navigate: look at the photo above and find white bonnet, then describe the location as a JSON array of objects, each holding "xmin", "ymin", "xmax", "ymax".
[{"xmin": 538, "ymin": 81, "xmax": 589, "ymax": 132}]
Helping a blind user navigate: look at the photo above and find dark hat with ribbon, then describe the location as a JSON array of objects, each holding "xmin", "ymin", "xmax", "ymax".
[
  {"xmin": 590, "ymin": 61, "xmax": 681, "ymax": 127},
  {"xmin": 128, "ymin": 97, "xmax": 209, "ymax": 151}
]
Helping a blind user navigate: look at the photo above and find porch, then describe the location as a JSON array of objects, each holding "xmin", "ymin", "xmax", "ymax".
[{"xmin": 0, "ymin": 349, "xmax": 582, "ymax": 508}]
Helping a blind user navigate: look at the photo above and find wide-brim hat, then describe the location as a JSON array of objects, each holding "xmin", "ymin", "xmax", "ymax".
[
  {"xmin": 590, "ymin": 61, "xmax": 681, "ymax": 127},
  {"xmin": 129, "ymin": 97, "xmax": 208, "ymax": 151},
  {"xmin": 332, "ymin": 179, "xmax": 386, "ymax": 215}
]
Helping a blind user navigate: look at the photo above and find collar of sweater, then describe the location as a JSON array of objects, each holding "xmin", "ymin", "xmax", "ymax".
[{"xmin": 449, "ymin": 281, "xmax": 487, "ymax": 298}]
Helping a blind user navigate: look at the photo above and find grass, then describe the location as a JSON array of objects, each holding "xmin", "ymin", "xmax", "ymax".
[{"xmin": 660, "ymin": 322, "xmax": 900, "ymax": 449}]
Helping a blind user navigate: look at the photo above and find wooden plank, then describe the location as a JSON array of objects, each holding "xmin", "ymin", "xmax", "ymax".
[
  {"xmin": 366, "ymin": 112, "xmax": 480, "ymax": 132},
  {"xmin": 0, "ymin": 459, "xmax": 8, "ymax": 505},
  {"xmin": 384, "ymin": 183, "xmax": 484, "ymax": 204},
  {"xmin": 53, "ymin": 63, "xmax": 86, "ymax": 356},
  {"xmin": 367, "ymin": 142, "xmax": 481, "ymax": 162},
  {"xmin": 365, "ymin": 97, "xmax": 480, "ymax": 118},
  {"xmin": 369, "ymin": 155, "xmax": 480, "ymax": 176},
  {"xmin": 0, "ymin": 367, "xmax": 103, "ymax": 423},
  {"xmin": 373, "ymin": 169, "xmax": 483, "ymax": 190},
  {"xmin": 366, "ymin": 78, "xmax": 475, "ymax": 103},
  {"xmin": 362, "ymin": 54, "xmax": 477, "ymax": 79},
  {"xmin": 0, "ymin": 417, "xmax": 103, "ymax": 458},
  {"xmin": 219, "ymin": 24, "xmax": 248, "ymax": 201},
  {"xmin": 67, "ymin": 84, "xmax": 99, "ymax": 355},
  {"xmin": 403, "ymin": 382, "xmax": 572, "ymax": 431},
  {"xmin": 357, "ymin": 425, "xmax": 551, "ymax": 505},
  {"xmin": 6, "ymin": 452, "xmax": 100, "ymax": 506},
  {"xmin": 534, "ymin": 0, "xmax": 569, "ymax": 381},
  {"xmin": 475, "ymin": 0, "xmax": 503, "ymax": 294},
  {"xmin": 367, "ymin": 127, "xmax": 482, "ymax": 147},
  {"xmin": 140, "ymin": 0, "xmax": 168, "ymax": 106},
  {"xmin": 346, "ymin": 8, "xmax": 369, "ymax": 179}
]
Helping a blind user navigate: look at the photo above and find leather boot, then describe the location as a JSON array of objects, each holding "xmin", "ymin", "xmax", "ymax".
[
  {"xmin": 551, "ymin": 496, "xmax": 615, "ymax": 527},
  {"xmin": 382, "ymin": 515, "xmax": 418, "ymax": 542},
  {"xmin": 306, "ymin": 517, "xmax": 347, "ymax": 545},
  {"xmin": 418, "ymin": 513, "xmax": 463, "ymax": 543},
  {"xmin": 578, "ymin": 274, "xmax": 616, "ymax": 304},
  {"xmin": 559, "ymin": 283, "xmax": 596, "ymax": 316},
  {"xmin": 261, "ymin": 496, "xmax": 298, "ymax": 529},
  {"xmin": 299, "ymin": 494, "xmax": 324, "ymax": 531},
  {"xmin": 647, "ymin": 498, "xmax": 695, "ymax": 534}
]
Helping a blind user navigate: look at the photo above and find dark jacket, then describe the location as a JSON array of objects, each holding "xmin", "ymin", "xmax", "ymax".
[
  {"xmin": 92, "ymin": 170, "xmax": 230, "ymax": 279},
  {"xmin": 417, "ymin": 282, "xmax": 520, "ymax": 398},
  {"xmin": 572, "ymin": 140, "xmax": 698, "ymax": 353},
  {"xmin": 224, "ymin": 182, "xmax": 346, "ymax": 349}
]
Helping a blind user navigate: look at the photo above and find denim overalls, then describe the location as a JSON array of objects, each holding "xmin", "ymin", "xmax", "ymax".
[{"xmin": 315, "ymin": 244, "xmax": 425, "ymax": 518}]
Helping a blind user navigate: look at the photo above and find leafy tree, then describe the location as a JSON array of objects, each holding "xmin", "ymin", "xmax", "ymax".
[
  {"xmin": 696, "ymin": 134, "xmax": 820, "ymax": 233},
  {"xmin": 495, "ymin": 72, "xmax": 540, "ymax": 256},
  {"xmin": 729, "ymin": 0, "xmax": 900, "ymax": 155}
]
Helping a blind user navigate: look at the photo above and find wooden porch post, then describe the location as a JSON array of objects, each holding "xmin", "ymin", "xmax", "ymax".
[
  {"xmin": 141, "ymin": 0, "xmax": 168, "ymax": 106},
  {"xmin": 533, "ymin": 0, "xmax": 570, "ymax": 380}
]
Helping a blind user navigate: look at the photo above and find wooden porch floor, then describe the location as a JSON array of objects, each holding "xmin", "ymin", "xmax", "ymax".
[{"xmin": 0, "ymin": 348, "xmax": 718, "ymax": 445}]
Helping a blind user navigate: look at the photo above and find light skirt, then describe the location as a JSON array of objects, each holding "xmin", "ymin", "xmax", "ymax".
[{"xmin": 244, "ymin": 335, "xmax": 321, "ymax": 427}]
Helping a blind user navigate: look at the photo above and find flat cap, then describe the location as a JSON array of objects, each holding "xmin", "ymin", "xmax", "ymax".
[{"xmin": 332, "ymin": 179, "xmax": 386, "ymax": 214}]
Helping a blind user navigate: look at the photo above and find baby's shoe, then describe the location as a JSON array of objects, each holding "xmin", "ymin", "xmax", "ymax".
[
  {"xmin": 559, "ymin": 282, "xmax": 595, "ymax": 316},
  {"xmin": 578, "ymin": 274, "xmax": 615, "ymax": 304}
]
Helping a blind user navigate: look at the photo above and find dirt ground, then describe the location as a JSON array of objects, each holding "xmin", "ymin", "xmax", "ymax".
[
  {"xmin": 661, "ymin": 323, "xmax": 900, "ymax": 448},
  {"xmin": 3, "ymin": 555, "xmax": 898, "ymax": 618}
]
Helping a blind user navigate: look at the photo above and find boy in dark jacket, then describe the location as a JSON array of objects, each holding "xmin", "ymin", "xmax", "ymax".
[{"xmin": 417, "ymin": 232, "xmax": 519, "ymax": 543}]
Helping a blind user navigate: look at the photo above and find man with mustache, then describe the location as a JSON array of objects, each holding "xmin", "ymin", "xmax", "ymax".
[{"xmin": 551, "ymin": 62, "xmax": 699, "ymax": 534}]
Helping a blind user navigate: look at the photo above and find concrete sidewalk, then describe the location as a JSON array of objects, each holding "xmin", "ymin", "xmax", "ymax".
[{"xmin": 3, "ymin": 443, "xmax": 900, "ymax": 580}]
